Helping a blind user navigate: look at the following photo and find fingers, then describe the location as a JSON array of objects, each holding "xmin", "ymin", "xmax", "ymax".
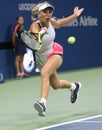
[
  {"xmin": 74, "ymin": 6, "xmax": 84, "ymax": 17},
  {"xmin": 75, "ymin": 6, "xmax": 79, "ymax": 10},
  {"xmin": 79, "ymin": 8, "xmax": 84, "ymax": 14},
  {"xmin": 81, "ymin": 8, "xmax": 84, "ymax": 12},
  {"xmin": 74, "ymin": 6, "xmax": 84, "ymax": 11}
]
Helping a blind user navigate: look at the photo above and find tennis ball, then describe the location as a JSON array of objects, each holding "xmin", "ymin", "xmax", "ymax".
[{"xmin": 67, "ymin": 36, "xmax": 76, "ymax": 44}]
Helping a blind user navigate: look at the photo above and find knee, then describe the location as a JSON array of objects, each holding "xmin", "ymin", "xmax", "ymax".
[
  {"xmin": 52, "ymin": 86, "xmax": 59, "ymax": 90},
  {"xmin": 41, "ymin": 69, "xmax": 49, "ymax": 79},
  {"xmin": 51, "ymin": 82, "xmax": 60, "ymax": 90}
]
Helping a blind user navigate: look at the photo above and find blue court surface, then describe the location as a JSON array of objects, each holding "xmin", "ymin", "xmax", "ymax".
[{"xmin": 38, "ymin": 115, "xmax": 102, "ymax": 130}]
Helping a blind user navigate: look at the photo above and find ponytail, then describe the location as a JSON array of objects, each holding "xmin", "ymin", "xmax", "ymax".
[{"xmin": 31, "ymin": 3, "xmax": 42, "ymax": 21}]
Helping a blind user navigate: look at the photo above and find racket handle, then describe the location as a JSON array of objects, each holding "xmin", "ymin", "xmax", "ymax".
[
  {"xmin": 38, "ymin": 33, "xmax": 42, "ymax": 43},
  {"xmin": 39, "ymin": 27, "xmax": 48, "ymax": 35}
]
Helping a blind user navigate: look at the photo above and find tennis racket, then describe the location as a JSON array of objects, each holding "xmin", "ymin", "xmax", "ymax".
[{"xmin": 21, "ymin": 30, "xmax": 42, "ymax": 51}]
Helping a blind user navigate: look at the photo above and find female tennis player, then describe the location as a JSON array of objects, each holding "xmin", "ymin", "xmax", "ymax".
[
  {"xmin": 30, "ymin": 2, "xmax": 84, "ymax": 116},
  {"xmin": 12, "ymin": 16, "xmax": 28, "ymax": 78}
]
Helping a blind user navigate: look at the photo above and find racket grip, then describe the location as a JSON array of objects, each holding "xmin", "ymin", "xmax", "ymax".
[{"xmin": 39, "ymin": 27, "xmax": 48, "ymax": 35}]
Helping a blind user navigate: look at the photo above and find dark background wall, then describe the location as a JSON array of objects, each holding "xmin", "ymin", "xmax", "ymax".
[{"xmin": 0, "ymin": 0, "xmax": 102, "ymax": 79}]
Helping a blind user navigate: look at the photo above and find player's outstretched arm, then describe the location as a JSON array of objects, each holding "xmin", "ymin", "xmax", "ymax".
[{"xmin": 51, "ymin": 7, "xmax": 84, "ymax": 28}]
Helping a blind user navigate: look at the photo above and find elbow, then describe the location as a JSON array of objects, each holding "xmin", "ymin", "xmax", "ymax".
[{"xmin": 56, "ymin": 21, "xmax": 64, "ymax": 28}]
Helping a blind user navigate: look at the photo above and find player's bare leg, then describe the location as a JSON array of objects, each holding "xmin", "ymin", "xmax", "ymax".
[
  {"xmin": 34, "ymin": 55, "xmax": 62, "ymax": 116},
  {"xmin": 50, "ymin": 72, "xmax": 81, "ymax": 103},
  {"xmin": 50, "ymin": 71, "xmax": 72, "ymax": 89},
  {"xmin": 34, "ymin": 55, "xmax": 81, "ymax": 116},
  {"xmin": 40, "ymin": 55, "xmax": 62, "ymax": 99}
]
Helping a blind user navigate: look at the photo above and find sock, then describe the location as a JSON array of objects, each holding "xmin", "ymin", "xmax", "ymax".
[
  {"xmin": 40, "ymin": 98, "xmax": 46, "ymax": 106},
  {"xmin": 70, "ymin": 83, "xmax": 76, "ymax": 91}
]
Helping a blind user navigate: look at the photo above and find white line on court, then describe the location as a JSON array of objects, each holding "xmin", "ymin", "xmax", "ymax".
[{"xmin": 34, "ymin": 114, "xmax": 102, "ymax": 130}]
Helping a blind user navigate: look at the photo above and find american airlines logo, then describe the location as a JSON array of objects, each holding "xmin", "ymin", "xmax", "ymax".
[{"xmin": 56, "ymin": 16, "xmax": 98, "ymax": 27}]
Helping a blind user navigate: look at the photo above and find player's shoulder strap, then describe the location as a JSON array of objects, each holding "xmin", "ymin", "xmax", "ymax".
[{"xmin": 37, "ymin": 21, "xmax": 42, "ymax": 29}]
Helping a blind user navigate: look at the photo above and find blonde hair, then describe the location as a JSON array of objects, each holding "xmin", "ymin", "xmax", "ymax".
[{"xmin": 31, "ymin": 2, "xmax": 52, "ymax": 21}]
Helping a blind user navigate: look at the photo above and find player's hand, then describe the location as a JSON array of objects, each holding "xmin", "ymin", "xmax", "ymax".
[
  {"xmin": 41, "ymin": 27, "xmax": 48, "ymax": 34},
  {"xmin": 74, "ymin": 6, "xmax": 84, "ymax": 17},
  {"xmin": 37, "ymin": 27, "xmax": 48, "ymax": 43}
]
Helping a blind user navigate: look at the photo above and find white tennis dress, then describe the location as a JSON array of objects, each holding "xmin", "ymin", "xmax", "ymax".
[{"xmin": 35, "ymin": 22, "xmax": 63, "ymax": 70}]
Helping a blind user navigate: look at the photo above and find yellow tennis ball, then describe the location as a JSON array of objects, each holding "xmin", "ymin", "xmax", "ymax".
[{"xmin": 67, "ymin": 36, "xmax": 76, "ymax": 44}]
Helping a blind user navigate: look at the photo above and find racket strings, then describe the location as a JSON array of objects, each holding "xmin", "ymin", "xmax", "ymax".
[{"xmin": 21, "ymin": 29, "xmax": 43, "ymax": 51}]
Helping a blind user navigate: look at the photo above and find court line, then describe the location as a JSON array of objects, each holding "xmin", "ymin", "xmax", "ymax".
[{"xmin": 34, "ymin": 114, "xmax": 102, "ymax": 130}]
